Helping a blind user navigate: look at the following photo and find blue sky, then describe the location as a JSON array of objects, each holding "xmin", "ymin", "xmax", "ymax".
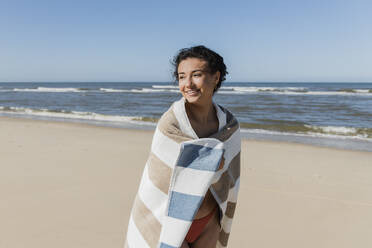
[{"xmin": 1, "ymin": 0, "xmax": 371, "ymax": 82}]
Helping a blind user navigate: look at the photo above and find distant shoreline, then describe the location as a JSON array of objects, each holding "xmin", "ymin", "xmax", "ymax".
[
  {"xmin": 1, "ymin": 81, "xmax": 372, "ymax": 84},
  {"xmin": 1, "ymin": 114, "xmax": 371, "ymax": 153}
]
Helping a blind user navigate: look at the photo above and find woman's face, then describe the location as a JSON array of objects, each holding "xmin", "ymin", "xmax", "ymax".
[{"xmin": 177, "ymin": 57, "xmax": 220, "ymax": 106}]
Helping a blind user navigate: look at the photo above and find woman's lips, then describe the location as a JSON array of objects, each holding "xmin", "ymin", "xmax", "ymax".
[{"xmin": 185, "ymin": 89, "xmax": 200, "ymax": 96}]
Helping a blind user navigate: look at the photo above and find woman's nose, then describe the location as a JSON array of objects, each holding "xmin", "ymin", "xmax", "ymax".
[{"xmin": 185, "ymin": 75, "xmax": 193, "ymax": 87}]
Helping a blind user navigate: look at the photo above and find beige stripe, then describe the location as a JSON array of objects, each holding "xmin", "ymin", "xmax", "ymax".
[
  {"xmin": 228, "ymin": 152, "xmax": 240, "ymax": 182},
  {"xmin": 157, "ymin": 108, "xmax": 193, "ymax": 143},
  {"xmin": 218, "ymin": 228, "xmax": 230, "ymax": 247},
  {"xmin": 211, "ymin": 170, "xmax": 231, "ymax": 203},
  {"xmin": 132, "ymin": 195, "xmax": 161, "ymax": 248},
  {"xmin": 225, "ymin": 201, "xmax": 237, "ymax": 218},
  {"xmin": 147, "ymin": 152, "xmax": 172, "ymax": 195},
  {"xmin": 211, "ymin": 152, "xmax": 240, "ymax": 202}
]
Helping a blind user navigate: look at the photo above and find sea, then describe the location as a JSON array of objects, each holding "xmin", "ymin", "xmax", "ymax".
[{"xmin": 0, "ymin": 82, "xmax": 371, "ymax": 152}]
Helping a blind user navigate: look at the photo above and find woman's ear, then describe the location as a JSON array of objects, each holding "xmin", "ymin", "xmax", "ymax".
[{"xmin": 214, "ymin": 71, "xmax": 221, "ymax": 84}]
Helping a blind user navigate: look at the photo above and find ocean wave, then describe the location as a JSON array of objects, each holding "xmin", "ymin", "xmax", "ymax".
[
  {"xmin": 1, "ymin": 105, "xmax": 371, "ymax": 141},
  {"xmin": 240, "ymin": 128, "xmax": 372, "ymax": 142},
  {"xmin": 240, "ymin": 122, "xmax": 372, "ymax": 140},
  {"xmin": 137, "ymin": 86, "xmax": 310, "ymax": 95},
  {"xmin": 152, "ymin": 85, "xmax": 179, "ymax": 89},
  {"xmin": 13, "ymin": 87, "xmax": 85, "ymax": 92},
  {"xmin": 6, "ymin": 85, "xmax": 372, "ymax": 96},
  {"xmin": 9, "ymin": 87, "xmax": 180, "ymax": 94},
  {"xmin": 99, "ymin": 88, "xmax": 133, "ymax": 92},
  {"xmin": 216, "ymin": 86, "xmax": 372, "ymax": 96},
  {"xmin": 0, "ymin": 106, "xmax": 155, "ymax": 126},
  {"xmin": 338, "ymin": 88, "xmax": 372, "ymax": 94},
  {"xmin": 306, "ymin": 125, "xmax": 356, "ymax": 135},
  {"xmin": 99, "ymin": 87, "xmax": 180, "ymax": 93},
  {"xmin": 223, "ymin": 86, "xmax": 308, "ymax": 92},
  {"xmin": 131, "ymin": 88, "xmax": 180, "ymax": 93},
  {"xmin": 217, "ymin": 90, "xmax": 246, "ymax": 95},
  {"xmin": 287, "ymin": 91, "xmax": 372, "ymax": 96},
  {"xmin": 304, "ymin": 125, "xmax": 372, "ymax": 139}
]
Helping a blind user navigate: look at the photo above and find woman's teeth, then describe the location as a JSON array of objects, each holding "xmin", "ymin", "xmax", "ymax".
[{"xmin": 186, "ymin": 89, "xmax": 199, "ymax": 96}]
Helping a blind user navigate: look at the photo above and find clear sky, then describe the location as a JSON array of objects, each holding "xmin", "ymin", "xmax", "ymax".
[{"xmin": 1, "ymin": 0, "xmax": 371, "ymax": 82}]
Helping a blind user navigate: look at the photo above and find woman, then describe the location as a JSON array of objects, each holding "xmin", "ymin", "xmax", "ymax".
[{"xmin": 125, "ymin": 46, "xmax": 241, "ymax": 248}]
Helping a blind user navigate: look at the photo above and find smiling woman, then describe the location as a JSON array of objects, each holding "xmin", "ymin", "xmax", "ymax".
[
  {"xmin": 125, "ymin": 46, "xmax": 241, "ymax": 248},
  {"xmin": 174, "ymin": 46, "xmax": 228, "ymax": 139}
]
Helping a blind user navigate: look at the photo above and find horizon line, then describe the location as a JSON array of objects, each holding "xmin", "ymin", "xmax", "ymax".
[{"xmin": 1, "ymin": 81, "xmax": 372, "ymax": 84}]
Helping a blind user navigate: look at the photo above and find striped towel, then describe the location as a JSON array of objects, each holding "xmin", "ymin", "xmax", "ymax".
[{"xmin": 125, "ymin": 97, "xmax": 241, "ymax": 248}]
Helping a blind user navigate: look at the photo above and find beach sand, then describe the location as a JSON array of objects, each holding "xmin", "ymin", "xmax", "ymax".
[{"xmin": 1, "ymin": 116, "xmax": 372, "ymax": 248}]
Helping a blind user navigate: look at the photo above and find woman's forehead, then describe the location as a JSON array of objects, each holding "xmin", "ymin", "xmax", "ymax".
[{"xmin": 178, "ymin": 58, "xmax": 208, "ymax": 72}]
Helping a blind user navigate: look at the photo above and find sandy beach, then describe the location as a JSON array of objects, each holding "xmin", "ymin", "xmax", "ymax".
[{"xmin": 1, "ymin": 116, "xmax": 372, "ymax": 248}]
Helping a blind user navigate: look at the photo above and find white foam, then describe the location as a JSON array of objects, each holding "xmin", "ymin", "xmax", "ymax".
[
  {"xmin": 99, "ymin": 88, "xmax": 132, "ymax": 92},
  {"xmin": 131, "ymin": 88, "xmax": 180, "ymax": 93},
  {"xmin": 305, "ymin": 125, "xmax": 357, "ymax": 135},
  {"xmin": 354, "ymin": 89, "xmax": 371, "ymax": 93},
  {"xmin": 7, "ymin": 85, "xmax": 371, "ymax": 96},
  {"xmin": 13, "ymin": 87, "xmax": 83, "ymax": 92},
  {"xmin": 0, "ymin": 106, "xmax": 156, "ymax": 126},
  {"xmin": 215, "ymin": 86, "xmax": 372, "ymax": 96},
  {"xmin": 99, "ymin": 87, "xmax": 180, "ymax": 93},
  {"xmin": 152, "ymin": 85, "xmax": 179, "ymax": 89},
  {"xmin": 216, "ymin": 90, "xmax": 245, "ymax": 95},
  {"xmin": 291, "ymin": 91, "xmax": 370, "ymax": 96},
  {"xmin": 228, "ymin": 86, "xmax": 307, "ymax": 92},
  {"xmin": 241, "ymin": 126, "xmax": 371, "ymax": 141}
]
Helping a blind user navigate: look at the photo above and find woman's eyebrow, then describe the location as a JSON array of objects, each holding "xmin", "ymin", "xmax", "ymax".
[{"xmin": 178, "ymin": 69, "xmax": 204, "ymax": 74}]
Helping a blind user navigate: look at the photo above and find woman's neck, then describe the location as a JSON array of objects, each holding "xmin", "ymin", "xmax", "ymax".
[{"xmin": 185, "ymin": 100, "xmax": 216, "ymax": 124}]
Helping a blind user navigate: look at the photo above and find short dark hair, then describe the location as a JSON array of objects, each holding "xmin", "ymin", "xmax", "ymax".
[{"xmin": 172, "ymin": 45, "xmax": 228, "ymax": 93}]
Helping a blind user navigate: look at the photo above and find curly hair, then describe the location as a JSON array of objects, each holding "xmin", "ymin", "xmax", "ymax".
[{"xmin": 172, "ymin": 45, "xmax": 228, "ymax": 93}]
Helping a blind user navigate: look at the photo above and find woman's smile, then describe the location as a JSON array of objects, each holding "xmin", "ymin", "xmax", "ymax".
[{"xmin": 185, "ymin": 88, "xmax": 200, "ymax": 96}]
